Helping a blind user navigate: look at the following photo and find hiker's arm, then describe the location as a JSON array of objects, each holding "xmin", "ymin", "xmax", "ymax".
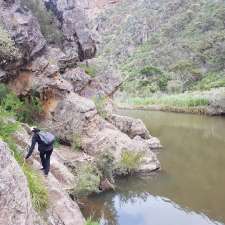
[{"xmin": 25, "ymin": 135, "xmax": 37, "ymax": 159}]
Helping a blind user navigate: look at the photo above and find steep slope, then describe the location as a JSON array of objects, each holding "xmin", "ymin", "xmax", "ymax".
[
  {"xmin": 0, "ymin": 141, "xmax": 42, "ymax": 225},
  {"xmin": 90, "ymin": 0, "xmax": 225, "ymax": 99}
]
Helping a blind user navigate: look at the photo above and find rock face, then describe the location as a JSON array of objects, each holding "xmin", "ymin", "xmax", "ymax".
[
  {"xmin": 44, "ymin": 0, "xmax": 96, "ymax": 61},
  {"xmin": 80, "ymin": 70, "xmax": 122, "ymax": 98},
  {"xmin": 0, "ymin": 141, "xmax": 40, "ymax": 225},
  {"xmin": 0, "ymin": 0, "xmax": 46, "ymax": 68}
]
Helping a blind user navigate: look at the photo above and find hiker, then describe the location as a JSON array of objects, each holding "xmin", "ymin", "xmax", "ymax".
[{"xmin": 25, "ymin": 127, "xmax": 55, "ymax": 176}]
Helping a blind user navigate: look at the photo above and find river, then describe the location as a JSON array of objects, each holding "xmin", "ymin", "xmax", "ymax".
[{"xmin": 80, "ymin": 110, "xmax": 225, "ymax": 225}]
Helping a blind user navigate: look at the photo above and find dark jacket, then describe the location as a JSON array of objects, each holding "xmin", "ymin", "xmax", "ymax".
[{"xmin": 26, "ymin": 133, "xmax": 53, "ymax": 159}]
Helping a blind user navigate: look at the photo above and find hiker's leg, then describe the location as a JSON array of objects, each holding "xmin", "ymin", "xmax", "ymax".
[
  {"xmin": 44, "ymin": 149, "xmax": 53, "ymax": 175},
  {"xmin": 39, "ymin": 152, "xmax": 46, "ymax": 169}
]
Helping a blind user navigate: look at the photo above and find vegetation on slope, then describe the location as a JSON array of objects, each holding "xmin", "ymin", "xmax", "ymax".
[
  {"xmin": 21, "ymin": 0, "xmax": 63, "ymax": 45},
  {"xmin": 0, "ymin": 24, "xmax": 20, "ymax": 66},
  {"xmin": 0, "ymin": 84, "xmax": 43, "ymax": 124},
  {"xmin": 0, "ymin": 111, "xmax": 48, "ymax": 212},
  {"xmin": 92, "ymin": 0, "xmax": 225, "ymax": 98}
]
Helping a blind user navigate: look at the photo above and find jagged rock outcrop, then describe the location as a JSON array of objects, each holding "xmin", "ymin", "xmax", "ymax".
[
  {"xmin": 0, "ymin": 0, "xmax": 46, "ymax": 69},
  {"xmin": 44, "ymin": 0, "xmax": 96, "ymax": 61},
  {"xmin": 0, "ymin": 141, "xmax": 42, "ymax": 225}
]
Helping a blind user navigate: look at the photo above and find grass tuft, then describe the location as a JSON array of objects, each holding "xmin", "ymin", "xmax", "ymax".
[{"xmin": 85, "ymin": 218, "xmax": 100, "ymax": 225}]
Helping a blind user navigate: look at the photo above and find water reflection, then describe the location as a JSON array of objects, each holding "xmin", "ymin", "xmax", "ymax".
[{"xmin": 80, "ymin": 111, "xmax": 225, "ymax": 225}]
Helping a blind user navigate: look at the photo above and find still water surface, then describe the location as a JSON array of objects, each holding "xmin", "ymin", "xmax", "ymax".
[{"xmin": 81, "ymin": 110, "xmax": 225, "ymax": 225}]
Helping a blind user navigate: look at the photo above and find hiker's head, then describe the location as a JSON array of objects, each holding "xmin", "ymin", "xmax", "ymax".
[{"xmin": 31, "ymin": 127, "xmax": 40, "ymax": 133}]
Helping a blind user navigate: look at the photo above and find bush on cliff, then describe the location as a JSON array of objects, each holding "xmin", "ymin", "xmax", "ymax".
[
  {"xmin": 96, "ymin": 150, "xmax": 115, "ymax": 183},
  {"xmin": 0, "ymin": 85, "xmax": 43, "ymax": 124},
  {"xmin": 85, "ymin": 218, "xmax": 99, "ymax": 225},
  {"xmin": 73, "ymin": 163, "xmax": 100, "ymax": 197},
  {"xmin": 93, "ymin": 96, "xmax": 108, "ymax": 119},
  {"xmin": 0, "ymin": 25, "xmax": 20, "ymax": 66},
  {"xmin": 72, "ymin": 133, "xmax": 82, "ymax": 151},
  {"xmin": 117, "ymin": 150, "xmax": 144, "ymax": 175}
]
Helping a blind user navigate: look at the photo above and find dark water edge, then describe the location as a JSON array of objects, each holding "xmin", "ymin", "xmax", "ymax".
[{"xmin": 80, "ymin": 110, "xmax": 225, "ymax": 225}]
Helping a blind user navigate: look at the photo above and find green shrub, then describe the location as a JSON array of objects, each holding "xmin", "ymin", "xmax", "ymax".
[
  {"xmin": 158, "ymin": 76, "xmax": 169, "ymax": 91},
  {"xmin": 0, "ymin": 25, "xmax": 20, "ymax": 65},
  {"xmin": 96, "ymin": 150, "xmax": 115, "ymax": 182},
  {"xmin": 93, "ymin": 96, "xmax": 108, "ymax": 119},
  {"xmin": 17, "ymin": 95, "xmax": 43, "ymax": 124},
  {"xmin": 0, "ymin": 84, "xmax": 9, "ymax": 103},
  {"xmin": 140, "ymin": 66, "xmax": 162, "ymax": 78},
  {"xmin": 1, "ymin": 93, "xmax": 23, "ymax": 115},
  {"xmin": 79, "ymin": 64, "xmax": 97, "ymax": 77},
  {"xmin": 85, "ymin": 218, "xmax": 99, "ymax": 225},
  {"xmin": 73, "ymin": 163, "xmax": 100, "ymax": 197},
  {"xmin": 0, "ymin": 116, "xmax": 19, "ymax": 139},
  {"xmin": 118, "ymin": 150, "xmax": 144, "ymax": 175},
  {"xmin": 0, "ymin": 91, "xmax": 43, "ymax": 124},
  {"xmin": 53, "ymin": 137, "xmax": 61, "ymax": 148},
  {"xmin": 72, "ymin": 133, "xmax": 82, "ymax": 151}
]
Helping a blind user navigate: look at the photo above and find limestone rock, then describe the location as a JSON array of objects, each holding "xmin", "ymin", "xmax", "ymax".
[
  {"xmin": 0, "ymin": 141, "xmax": 41, "ymax": 225},
  {"xmin": 109, "ymin": 114, "xmax": 151, "ymax": 139}
]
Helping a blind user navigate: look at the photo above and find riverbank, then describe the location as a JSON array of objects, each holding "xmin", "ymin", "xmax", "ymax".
[
  {"xmin": 115, "ymin": 88, "xmax": 225, "ymax": 116},
  {"xmin": 81, "ymin": 110, "xmax": 225, "ymax": 225}
]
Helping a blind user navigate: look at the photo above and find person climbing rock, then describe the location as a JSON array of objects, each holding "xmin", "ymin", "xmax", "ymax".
[{"xmin": 25, "ymin": 127, "xmax": 55, "ymax": 176}]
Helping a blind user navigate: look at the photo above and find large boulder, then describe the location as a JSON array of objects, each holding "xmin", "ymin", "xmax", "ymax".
[
  {"xmin": 109, "ymin": 114, "xmax": 151, "ymax": 139},
  {"xmin": 82, "ymin": 115, "xmax": 160, "ymax": 174},
  {"xmin": 0, "ymin": 141, "xmax": 41, "ymax": 225},
  {"xmin": 44, "ymin": 92, "xmax": 97, "ymax": 143}
]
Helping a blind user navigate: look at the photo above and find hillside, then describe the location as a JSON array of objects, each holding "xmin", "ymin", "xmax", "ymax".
[{"xmin": 90, "ymin": 0, "xmax": 225, "ymax": 111}]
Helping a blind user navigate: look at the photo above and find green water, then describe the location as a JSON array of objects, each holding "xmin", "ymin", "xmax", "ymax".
[{"xmin": 81, "ymin": 110, "xmax": 225, "ymax": 225}]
